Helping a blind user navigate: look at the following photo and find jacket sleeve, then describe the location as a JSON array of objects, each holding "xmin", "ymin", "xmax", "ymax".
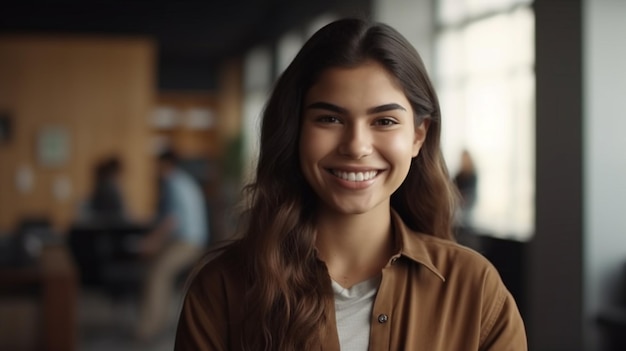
[
  {"xmin": 479, "ymin": 268, "xmax": 528, "ymax": 351},
  {"xmin": 174, "ymin": 263, "xmax": 229, "ymax": 351}
]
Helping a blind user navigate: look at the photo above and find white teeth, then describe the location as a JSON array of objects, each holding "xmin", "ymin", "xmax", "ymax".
[{"xmin": 332, "ymin": 170, "xmax": 378, "ymax": 182}]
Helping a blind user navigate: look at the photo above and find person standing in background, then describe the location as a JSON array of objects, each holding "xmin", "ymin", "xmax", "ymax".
[
  {"xmin": 453, "ymin": 149, "xmax": 479, "ymax": 249},
  {"xmin": 453, "ymin": 149, "xmax": 477, "ymax": 227},
  {"xmin": 135, "ymin": 148, "xmax": 209, "ymax": 342}
]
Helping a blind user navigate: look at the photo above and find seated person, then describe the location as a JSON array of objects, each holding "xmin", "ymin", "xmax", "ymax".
[{"xmin": 135, "ymin": 149, "xmax": 209, "ymax": 341}]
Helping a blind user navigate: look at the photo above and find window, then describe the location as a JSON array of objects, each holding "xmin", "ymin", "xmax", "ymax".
[{"xmin": 435, "ymin": 0, "xmax": 535, "ymax": 240}]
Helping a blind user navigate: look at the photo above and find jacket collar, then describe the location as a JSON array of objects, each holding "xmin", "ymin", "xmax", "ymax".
[{"xmin": 391, "ymin": 210, "xmax": 446, "ymax": 282}]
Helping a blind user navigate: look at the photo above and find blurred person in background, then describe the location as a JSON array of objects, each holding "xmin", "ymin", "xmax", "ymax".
[
  {"xmin": 175, "ymin": 18, "xmax": 525, "ymax": 350},
  {"xmin": 453, "ymin": 149, "xmax": 478, "ymax": 225},
  {"xmin": 453, "ymin": 149, "xmax": 480, "ymax": 249},
  {"xmin": 135, "ymin": 148, "xmax": 208, "ymax": 342},
  {"xmin": 82, "ymin": 156, "xmax": 129, "ymax": 224}
]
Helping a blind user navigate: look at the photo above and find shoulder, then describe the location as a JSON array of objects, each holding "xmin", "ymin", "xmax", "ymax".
[
  {"xmin": 187, "ymin": 242, "xmax": 244, "ymax": 294},
  {"xmin": 168, "ymin": 170, "xmax": 188, "ymax": 188},
  {"xmin": 179, "ymin": 242, "xmax": 246, "ymax": 329},
  {"xmin": 402, "ymin": 231, "xmax": 513, "ymax": 315},
  {"xmin": 401, "ymin": 229, "xmax": 500, "ymax": 286},
  {"xmin": 177, "ymin": 242, "xmax": 245, "ymax": 349},
  {"xmin": 409, "ymin": 234, "xmax": 526, "ymax": 347}
]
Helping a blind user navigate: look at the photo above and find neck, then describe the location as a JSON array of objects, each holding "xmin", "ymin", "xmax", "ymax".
[{"xmin": 315, "ymin": 206, "xmax": 394, "ymax": 288}]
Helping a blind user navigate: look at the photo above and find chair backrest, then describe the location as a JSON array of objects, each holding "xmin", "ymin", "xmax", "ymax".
[{"xmin": 67, "ymin": 223, "xmax": 150, "ymax": 287}]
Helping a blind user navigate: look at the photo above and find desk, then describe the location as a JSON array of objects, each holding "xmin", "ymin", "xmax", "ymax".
[{"xmin": 0, "ymin": 245, "xmax": 78, "ymax": 351}]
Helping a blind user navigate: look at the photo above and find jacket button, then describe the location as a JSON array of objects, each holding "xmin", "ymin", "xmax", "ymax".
[{"xmin": 377, "ymin": 314, "xmax": 388, "ymax": 324}]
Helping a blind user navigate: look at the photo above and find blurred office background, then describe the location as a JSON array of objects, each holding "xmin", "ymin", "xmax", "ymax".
[{"xmin": 0, "ymin": 0, "xmax": 624, "ymax": 350}]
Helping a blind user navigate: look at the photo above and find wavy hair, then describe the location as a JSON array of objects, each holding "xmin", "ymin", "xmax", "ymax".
[{"xmin": 235, "ymin": 18, "xmax": 458, "ymax": 350}]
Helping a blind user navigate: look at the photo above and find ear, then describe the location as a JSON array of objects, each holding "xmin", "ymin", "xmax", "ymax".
[{"xmin": 412, "ymin": 118, "xmax": 430, "ymax": 157}]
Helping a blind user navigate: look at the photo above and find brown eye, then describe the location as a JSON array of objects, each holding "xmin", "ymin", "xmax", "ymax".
[
  {"xmin": 316, "ymin": 115, "xmax": 342, "ymax": 124},
  {"xmin": 373, "ymin": 118, "xmax": 398, "ymax": 126}
]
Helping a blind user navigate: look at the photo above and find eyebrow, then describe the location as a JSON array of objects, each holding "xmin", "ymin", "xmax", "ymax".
[{"xmin": 305, "ymin": 102, "xmax": 407, "ymax": 115}]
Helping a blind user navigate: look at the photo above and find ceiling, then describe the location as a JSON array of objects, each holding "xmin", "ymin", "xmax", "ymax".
[{"xmin": 1, "ymin": 1, "xmax": 370, "ymax": 89}]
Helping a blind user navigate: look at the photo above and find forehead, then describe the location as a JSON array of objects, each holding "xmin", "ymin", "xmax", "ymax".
[{"xmin": 304, "ymin": 61, "xmax": 409, "ymax": 108}]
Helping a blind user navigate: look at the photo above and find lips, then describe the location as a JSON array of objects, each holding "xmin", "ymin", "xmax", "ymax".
[{"xmin": 330, "ymin": 169, "xmax": 378, "ymax": 182}]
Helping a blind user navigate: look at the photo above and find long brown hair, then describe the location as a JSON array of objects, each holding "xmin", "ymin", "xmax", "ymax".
[{"xmin": 234, "ymin": 18, "xmax": 457, "ymax": 350}]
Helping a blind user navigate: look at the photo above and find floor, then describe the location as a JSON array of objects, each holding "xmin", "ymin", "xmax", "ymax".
[{"xmin": 78, "ymin": 289, "xmax": 181, "ymax": 351}]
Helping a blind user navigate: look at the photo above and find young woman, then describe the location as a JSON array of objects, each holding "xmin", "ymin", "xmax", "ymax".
[{"xmin": 175, "ymin": 18, "xmax": 526, "ymax": 351}]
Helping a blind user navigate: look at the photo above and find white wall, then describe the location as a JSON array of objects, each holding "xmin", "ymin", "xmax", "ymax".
[{"xmin": 584, "ymin": 0, "xmax": 626, "ymax": 348}]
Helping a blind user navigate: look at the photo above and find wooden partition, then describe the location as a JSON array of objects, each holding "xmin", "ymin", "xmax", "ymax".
[{"xmin": 0, "ymin": 35, "xmax": 156, "ymax": 233}]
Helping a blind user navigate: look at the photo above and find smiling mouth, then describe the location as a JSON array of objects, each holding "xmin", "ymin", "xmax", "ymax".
[{"xmin": 329, "ymin": 169, "xmax": 379, "ymax": 182}]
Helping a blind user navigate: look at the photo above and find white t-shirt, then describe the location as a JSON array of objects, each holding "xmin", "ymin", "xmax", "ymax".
[{"xmin": 332, "ymin": 275, "xmax": 381, "ymax": 351}]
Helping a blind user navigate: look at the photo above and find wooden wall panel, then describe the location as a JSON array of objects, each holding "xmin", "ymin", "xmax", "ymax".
[{"xmin": 0, "ymin": 35, "xmax": 156, "ymax": 233}]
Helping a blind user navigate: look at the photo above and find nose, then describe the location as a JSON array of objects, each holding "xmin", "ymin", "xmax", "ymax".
[{"xmin": 338, "ymin": 123, "xmax": 373, "ymax": 159}]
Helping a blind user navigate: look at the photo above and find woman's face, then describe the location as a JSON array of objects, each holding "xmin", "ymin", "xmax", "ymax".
[{"xmin": 299, "ymin": 61, "xmax": 428, "ymax": 216}]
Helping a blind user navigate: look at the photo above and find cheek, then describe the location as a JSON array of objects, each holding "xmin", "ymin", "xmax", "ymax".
[
  {"xmin": 383, "ymin": 133, "xmax": 418, "ymax": 161},
  {"xmin": 299, "ymin": 132, "xmax": 323, "ymax": 178},
  {"xmin": 300, "ymin": 130, "xmax": 333, "ymax": 161}
]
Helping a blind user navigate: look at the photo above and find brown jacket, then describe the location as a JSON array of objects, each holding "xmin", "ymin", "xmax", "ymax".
[{"xmin": 175, "ymin": 212, "xmax": 527, "ymax": 350}]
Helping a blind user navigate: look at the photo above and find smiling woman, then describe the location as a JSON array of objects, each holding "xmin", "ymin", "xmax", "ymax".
[{"xmin": 175, "ymin": 18, "xmax": 527, "ymax": 351}]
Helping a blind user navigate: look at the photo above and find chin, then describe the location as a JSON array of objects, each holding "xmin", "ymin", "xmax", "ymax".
[{"xmin": 327, "ymin": 202, "xmax": 377, "ymax": 216}]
